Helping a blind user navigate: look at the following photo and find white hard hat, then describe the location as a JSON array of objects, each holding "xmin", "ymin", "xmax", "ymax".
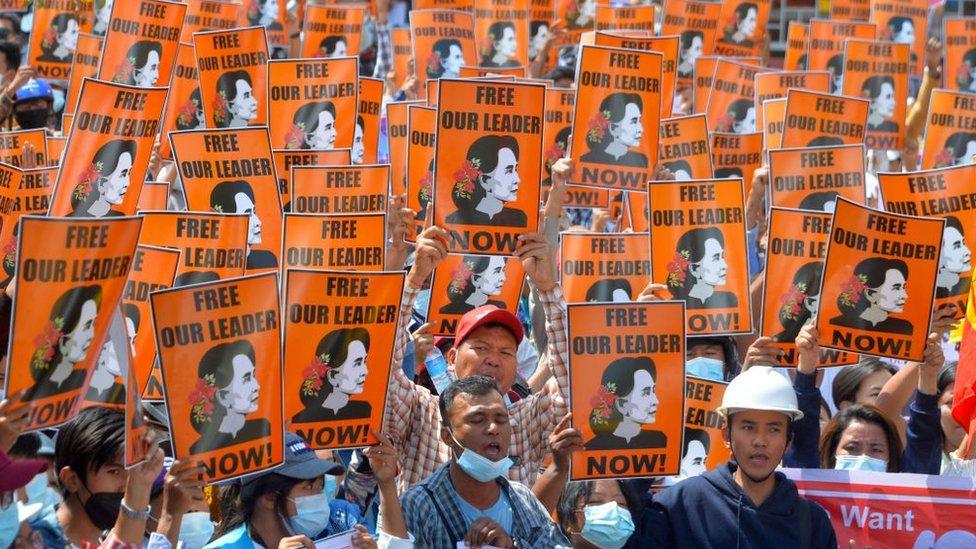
[{"xmin": 717, "ymin": 366, "xmax": 803, "ymax": 421}]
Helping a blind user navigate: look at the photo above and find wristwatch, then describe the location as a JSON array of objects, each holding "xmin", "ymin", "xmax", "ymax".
[{"xmin": 120, "ymin": 500, "xmax": 151, "ymax": 521}]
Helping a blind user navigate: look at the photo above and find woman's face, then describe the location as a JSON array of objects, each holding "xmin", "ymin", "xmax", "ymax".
[
  {"xmin": 940, "ymin": 384, "xmax": 966, "ymax": 451},
  {"xmin": 98, "ymin": 152, "xmax": 133, "ymax": 205},
  {"xmin": 230, "ymin": 79, "xmax": 257, "ymax": 121},
  {"xmin": 682, "ymin": 36, "xmax": 703, "ymax": 65},
  {"xmin": 852, "ymin": 369, "xmax": 892, "ymax": 406},
  {"xmin": 261, "ymin": 0, "xmax": 279, "ymax": 19},
  {"xmin": 959, "ymin": 140, "xmax": 976, "ymax": 165},
  {"xmin": 61, "ymin": 299, "xmax": 98, "ymax": 364},
  {"xmin": 871, "ymin": 82, "xmax": 895, "ymax": 118},
  {"xmin": 444, "ymin": 45, "xmax": 464, "ymax": 75},
  {"xmin": 481, "ymin": 147, "xmax": 520, "ymax": 202},
  {"xmin": 804, "ymin": 293, "xmax": 819, "ymax": 315},
  {"xmin": 679, "ymin": 440, "xmax": 707, "ymax": 477},
  {"xmin": 580, "ymin": 0, "xmax": 596, "ymax": 19},
  {"xmin": 673, "ymin": 168, "xmax": 691, "ymax": 181},
  {"xmin": 529, "ymin": 25, "xmax": 548, "ymax": 59},
  {"xmin": 329, "ymin": 40, "xmax": 347, "ymax": 58},
  {"xmin": 233, "ymin": 192, "xmax": 262, "ymax": 245},
  {"xmin": 611, "ymin": 288, "xmax": 630, "ymax": 302},
  {"xmin": 333, "ymin": 340, "xmax": 367, "ymax": 395},
  {"xmin": 309, "ymin": 110, "xmax": 337, "ymax": 149},
  {"xmin": 222, "ymin": 354, "xmax": 260, "ymax": 414},
  {"xmin": 831, "ymin": 71, "xmax": 843, "ymax": 94},
  {"xmin": 733, "ymin": 107, "xmax": 757, "ymax": 134},
  {"xmin": 693, "ymin": 238, "xmax": 728, "ymax": 286},
  {"xmin": 95, "ymin": 341, "xmax": 121, "ymax": 377},
  {"xmin": 892, "ymin": 21, "xmax": 914, "ymax": 44},
  {"xmin": 351, "ymin": 123, "xmax": 364, "ymax": 164},
  {"xmin": 619, "ymin": 369, "xmax": 657, "ymax": 423},
  {"xmin": 60, "ymin": 19, "xmax": 80, "ymax": 52},
  {"xmin": 124, "ymin": 316, "xmax": 137, "ymax": 352},
  {"xmin": 739, "ymin": 7, "xmax": 758, "ymax": 36},
  {"xmin": 941, "ymin": 226, "xmax": 972, "ymax": 274},
  {"xmin": 835, "ymin": 419, "xmax": 889, "ymax": 463},
  {"xmin": 472, "ymin": 256, "xmax": 507, "ymax": 296},
  {"xmin": 135, "ymin": 51, "xmax": 161, "ymax": 87},
  {"xmin": 611, "ymin": 102, "xmax": 643, "ymax": 148},
  {"xmin": 496, "ymin": 27, "xmax": 516, "ymax": 58},
  {"xmin": 867, "ymin": 268, "xmax": 907, "ymax": 313}
]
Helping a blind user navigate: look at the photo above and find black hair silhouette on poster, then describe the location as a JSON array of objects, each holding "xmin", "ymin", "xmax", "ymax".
[
  {"xmin": 827, "ymin": 257, "xmax": 913, "ymax": 335},
  {"xmin": 291, "ymin": 328, "xmax": 372, "ymax": 424},
  {"xmin": 584, "ymin": 356, "xmax": 667, "ymax": 451}
]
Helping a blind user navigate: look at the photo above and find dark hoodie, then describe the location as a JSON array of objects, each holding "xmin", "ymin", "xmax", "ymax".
[{"xmin": 645, "ymin": 461, "xmax": 837, "ymax": 549}]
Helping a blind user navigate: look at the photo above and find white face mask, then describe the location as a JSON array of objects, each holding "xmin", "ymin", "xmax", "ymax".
[{"xmin": 177, "ymin": 511, "xmax": 215, "ymax": 549}]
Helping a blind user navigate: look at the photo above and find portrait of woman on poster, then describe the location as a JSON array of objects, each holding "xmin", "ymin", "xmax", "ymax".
[
  {"xmin": 677, "ymin": 31, "xmax": 703, "ymax": 78},
  {"xmin": 933, "ymin": 132, "xmax": 976, "ymax": 168},
  {"xmin": 247, "ymin": 0, "xmax": 283, "ymax": 30},
  {"xmin": 189, "ymin": 339, "xmax": 270, "ymax": 454},
  {"xmin": 716, "ymin": 98, "xmax": 756, "ymax": 134},
  {"xmin": 210, "ymin": 180, "xmax": 277, "ymax": 269},
  {"xmin": 113, "ymin": 40, "xmax": 162, "ymax": 88},
  {"xmin": 123, "ymin": 302, "xmax": 139, "ymax": 354},
  {"xmin": 807, "ymin": 135, "xmax": 845, "ymax": 148},
  {"xmin": 798, "ymin": 191, "xmax": 839, "ymax": 213},
  {"xmin": 427, "ymin": 38, "xmax": 464, "ymax": 79},
  {"xmin": 70, "ymin": 139, "xmax": 137, "ymax": 218},
  {"xmin": 439, "ymin": 255, "xmax": 509, "ymax": 315},
  {"xmin": 862, "ymin": 76, "xmax": 898, "ymax": 132},
  {"xmin": 581, "ymin": 92, "xmax": 648, "ymax": 167},
  {"xmin": 26, "ymin": 285, "xmax": 102, "ymax": 401},
  {"xmin": 827, "ymin": 54, "xmax": 844, "ymax": 94},
  {"xmin": 481, "ymin": 21, "xmax": 520, "ymax": 68},
  {"xmin": 936, "ymin": 216, "xmax": 971, "ymax": 299},
  {"xmin": 720, "ymin": 2, "xmax": 757, "ymax": 46},
  {"xmin": 445, "ymin": 135, "xmax": 527, "ymax": 227},
  {"xmin": 957, "ymin": 49, "xmax": 976, "ymax": 92},
  {"xmin": 213, "ymin": 71, "xmax": 258, "ymax": 128},
  {"xmin": 286, "ymin": 101, "xmax": 338, "ymax": 150},
  {"xmin": 543, "ymin": 126, "xmax": 571, "ymax": 187},
  {"xmin": 86, "ymin": 339, "xmax": 125, "ymax": 405},
  {"xmin": 663, "ymin": 159, "xmax": 693, "ymax": 181},
  {"xmin": 351, "ymin": 115, "xmax": 365, "ymax": 164},
  {"xmin": 585, "ymin": 279, "xmax": 632, "ymax": 303},
  {"xmin": 678, "ymin": 427, "xmax": 710, "ymax": 479},
  {"xmin": 176, "ymin": 88, "xmax": 205, "ymax": 130},
  {"xmin": 291, "ymin": 328, "xmax": 372, "ymax": 423},
  {"xmin": 667, "ymin": 227, "xmax": 738, "ymax": 309},
  {"xmin": 885, "ymin": 17, "xmax": 917, "ymax": 62},
  {"xmin": 774, "ymin": 261, "xmax": 823, "ymax": 344},
  {"xmin": 528, "ymin": 21, "xmax": 548, "ymax": 61},
  {"xmin": 585, "ymin": 356, "xmax": 667, "ymax": 451},
  {"xmin": 416, "ymin": 158, "xmax": 433, "ymax": 222},
  {"xmin": 319, "ymin": 35, "xmax": 347, "ymax": 58},
  {"xmin": 567, "ymin": 0, "xmax": 596, "ymax": 30},
  {"xmin": 829, "ymin": 257, "xmax": 913, "ymax": 335},
  {"xmin": 93, "ymin": 0, "xmax": 113, "ymax": 36},
  {"xmin": 37, "ymin": 12, "xmax": 80, "ymax": 63}
]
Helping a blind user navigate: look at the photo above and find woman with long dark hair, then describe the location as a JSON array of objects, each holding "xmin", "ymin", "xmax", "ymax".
[
  {"xmin": 291, "ymin": 328, "xmax": 372, "ymax": 423},
  {"xmin": 666, "ymin": 227, "xmax": 737, "ymax": 309},
  {"xmin": 210, "ymin": 180, "xmax": 277, "ymax": 269},
  {"xmin": 720, "ymin": 2, "xmax": 757, "ymax": 46},
  {"xmin": 285, "ymin": 101, "xmax": 337, "ymax": 150},
  {"xmin": 481, "ymin": 21, "xmax": 520, "ymax": 68},
  {"xmin": 828, "ymin": 257, "xmax": 912, "ymax": 335},
  {"xmin": 933, "ymin": 132, "xmax": 976, "ymax": 168},
  {"xmin": 427, "ymin": 38, "xmax": 464, "ymax": 79},
  {"xmin": 213, "ymin": 71, "xmax": 257, "ymax": 128},
  {"xmin": 580, "ymin": 93, "xmax": 647, "ymax": 167},
  {"xmin": 773, "ymin": 261, "xmax": 823, "ymax": 344},
  {"xmin": 445, "ymin": 135, "xmax": 527, "ymax": 227},
  {"xmin": 70, "ymin": 139, "xmax": 137, "ymax": 218},
  {"xmin": 319, "ymin": 35, "xmax": 347, "ymax": 57},
  {"xmin": 862, "ymin": 76, "xmax": 898, "ymax": 132},
  {"xmin": 677, "ymin": 31, "xmax": 703, "ymax": 78},
  {"xmin": 716, "ymin": 98, "xmax": 755, "ymax": 134},
  {"xmin": 113, "ymin": 40, "xmax": 162, "ymax": 87},
  {"xmin": 585, "ymin": 356, "xmax": 666, "ymax": 451},
  {"xmin": 176, "ymin": 88, "xmax": 205, "ymax": 130},
  {"xmin": 37, "ymin": 12, "xmax": 79, "ymax": 63},
  {"xmin": 936, "ymin": 216, "xmax": 971, "ymax": 298},
  {"xmin": 439, "ymin": 255, "xmax": 508, "ymax": 315}
]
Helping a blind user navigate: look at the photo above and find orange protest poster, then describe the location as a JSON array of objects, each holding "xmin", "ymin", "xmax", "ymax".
[
  {"xmin": 5, "ymin": 216, "xmax": 141, "ymax": 430},
  {"xmin": 0, "ymin": 166, "xmax": 55, "ymax": 289},
  {"xmin": 783, "ymin": 21, "xmax": 809, "ymax": 71},
  {"xmin": 282, "ymin": 213, "xmax": 387, "ymax": 271},
  {"xmin": 170, "ymin": 127, "xmax": 281, "ymax": 273},
  {"xmin": 410, "ymin": 10, "xmax": 477, "ymax": 94},
  {"xmin": 473, "ymin": 0, "xmax": 529, "ymax": 69},
  {"xmin": 48, "ymin": 79, "xmax": 167, "ymax": 218},
  {"xmin": 808, "ymin": 19, "xmax": 877, "ymax": 93},
  {"xmin": 180, "ymin": 0, "xmax": 241, "ymax": 42},
  {"xmin": 267, "ymin": 57, "xmax": 359, "ymax": 151},
  {"xmin": 426, "ymin": 253, "xmax": 525, "ymax": 335},
  {"xmin": 46, "ymin": 137, "xmax": 66, "ymax": 166},
  {"xmin": 648, "ymin": 178, "xmax": 751, "ymax": 335},
  {"xmin": 592, "ymin": 32, "xmax": 678, "ymax": 118},
  {"xmin": 433, "ymin": 79, "xmax": 544, "ymax": 255},
  {"xmin": 357, "ymin": 77, "xmax": 383, "ymax": 165},
  {"xmin": 768, "ymin": 144, "xmax": 867, "ymax": 211},
  {"xmin": 660, "ymin": 0, "xmax": 721, "ymax": 90},
  {"xmin": 61, "ymin": 113, "xmax": 75, "ymax": 135},
  {"xmin": 95, "ymin": 0, "xmax": 186, "ymax": 88},
  {"xmin": 595, "ymin": 5, "xmax": 655, "ymax": 32},
  {"xmin": 138, "ymin": 211, "xmax": 249, "ymax": 284},
  {"xmin": 283, "ymin": 269, "xmax": 403, "ymax": 448},
  {"xmin": 426, "ymin": 79, "xmax": 439, "ymax": 106},
  {"xmin": 816, "ymin": 199, "xmax": 943, "ymax": 361},
  {"xmin": 832, "ymin": 0, "xmax": 870, "ymax": 21},
  {"xmin": 273, "ymin": 149, "xmax": 351, "ymax": 210},
  {"xmin": 239, "ymin": 0, "xmax": 287, "ymax": 46},
  {"xmin": 391, "ymin": 28, "xmax": 412, "ymax": 89},
  {"xmin": 386, "ymin": 100, "xmax": 424, "ymax": 197},
  {"xmin": 551, "ymin": 185, "xmax": 611, "ymax": 210},
  {"xmin": 711, "ymin": 132, "xmax": 761, "ymax": 191},
  {"xmin": 0, "ymin": 1, "xmax": 29, "ymax": 12},
  {"xmin": 414, "ymin": 0, "xmax": 473, "ymax": 9},
  {"xmin": 712, "ymin": 0, "xmax": 771, "ymax": 57},
  {"xmin": 658, "ymin": 114, "xmax": 712, "ymax": 180},
  {"xmin": 406, "ymin": 104, "xmax": 436, "ymax": 242},
  {"xmin": 458, "ymin": 66, "xmax": 527, "ymax": 79},
  {"xmin": 626, "ymin": 191, "xmax": 649, "ymax": 232},
  {"xmin": 782, "ymin": 89, "xmax": 869, "ymax": 149},
  {"xmin": 945, "ymin": 17, "xmax": 976, "ymax": 94},
  {"xmin": 302, "ymin": 5, "xmax": 366, "ymax": 58},
  {"xmin": 136, "ymin": 181, "xmax": 170, "ymax": 212},
  {"xmin": 754, "ymin": 71, "xmax": 831, "ymax": 127},
  {"xmin": 705, "ymin": 58, "xmax": 765, "ymax": 134},
  {"xmin": 0, "ymin": 130, "xmax": 47, "ymax": 168},
  {"xmin": 559, "ymin": 0, "xmax": 597, "ymax": 31},
  {"xmin": 290, "ymin": 164, "xmax": 388, "ymax": 214},
  {"xmin": 682, "ymin": 376, "xmax": 730, "ymax": 475},
  {"xmin": 530, "ymin": 0, "xmax": 554, "ymax": 64},
  {"xmin": 193, "ymin": 26, "xmax": 269, "ymax": 128},
  {"xmin": 870, "ymin": 0, "xmax": 927, "ymax": 76},
  {"xmin": 151, "ymin": 273, "xmax": 284, "ymax": 482},
  {"xmin": 570, "ymin": 45, "xmax": 662, "ymax": 191},
  {"xmin": 28, "ymin": 0, "xmax": 91, "ymax": 82},
  {"xmin": 692, "ymin": 55, "xmax": 761, "ymax": 114},
  {"xmin": 841, "ymin": 39, "xmax": 909, "ymax": 150},
  {"xmin": 762, "ymin": 97, "xmax": 786, "ymax": 150},
  {"xmin": 542, "ymin": 87, "xmax": 574, "ymax": 186},
  {"xmin": 159, "ymin": 43, "xmax": 202, "ymax": 160},
  {"xmin": 920, "ymin": 90, "xmax": 976, "ymax": 169},
  {"xmin": 143, "ymin": 363, "xmax": 165, "ymax": 402},
  {"xmin": 567, "ymin": 301, "xmax": 685, "ymax": 480},
  {"xmin": 560, "ymin": 232, "xmax": 650, "ymax": 303},
  {"xmin": 879, "ymin": 163, "xmax": 976, "ymax": 317},
  {"xmin": 761, "ymin": 207, "xmax": 857, "ymax": 367},
  {"xmin": 121, "ymin": 244, "xmax": 180, "ymax": 394},
  {"xmin": 123, "ymin": 339, "xmax": 149, "ymax": 467},
  {"xmin": 64, "ymin": 33, "xmax": 102, "ymax": 115}
]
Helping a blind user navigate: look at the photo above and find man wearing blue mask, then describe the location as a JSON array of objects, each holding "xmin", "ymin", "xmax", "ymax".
[
  {"xmin": 685, "ymin": 337, "xmax": 740, "ymax": 382},
  {"xmin": 400, "ymin": 375, "xmax": 570, "ymax": 548}
]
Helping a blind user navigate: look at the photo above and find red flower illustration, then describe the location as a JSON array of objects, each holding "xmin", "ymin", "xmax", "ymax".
[
  {"xmin": 590, "ymin": 383, "xmax": 618, "ymax": 424},
  {"xmin": 839, "ymin": 272, "xmax": 869, "ymax": 308},
  {"xmin": 212, "ymin": 92, "xmax": 230, "ymax": 125},
  {"xmin": 453, "ymin": 159, "xmax": 481, "ymax": 199},
  {"xmin": 587, "ymin": 110, "xmax": 611, "ymax": 142},
  {"xmin": 30, "ymin": 318, "xmax": 64, "ymax": 370},
  {"xmin": 177, "ymin": 97, "xmax": 199, "ymax": 127},
  {"xmin": 189, "ymin": 374, "xmax": 218, "ymax": 423},
  {"xmin": 2, "ymin": 238, "xmax": 16, "ymax": 269},
  {"xmin": 779, "ymin": 283, "xmax": 808, "ymax": 321},
  {"xmin": 723, "ymin": 12, "xmax": 741, "ymax": 37},
  {"xmin": 284, "ymin": 123, "xmax": 306, "ymax": 149},
  {"xmin": 419, "ymin": 171, "xmax": 433, "ymax": 203},
  {"xmin": 545, "ymin": 142, "xmax": 566, "ymax": 169},
  {"xmin": 481, "ymin": 33, "xmax": 496, "ymax": 59},
  {"xmin": 113, "ymin": 57, "xmax": 135, "ymax": 83},
  {"xmin": 73, "ymin": 162, "xmax": 102, "ymax": 203},
  {"xmin": 449, "ymin": 261, "xmax": 473, "ymax": 295},
  {"xmin": 41, "ymin": 27, "xmax": 57, "ymax": 50},
  {"xmin": 956, "ymin": 63, "xmax": 973, "ymax": 89},
  {"xmin": 301, "ymin": 354, "xmax": 331, "ymax": 396},
  {"xmin": 426, "ymin": 53, "xmax": 442, "ymax": 78},
  {"xmin": 715, "ymin": 113, "xmax": 735, "ymax": 132},
  {"xmin": 247, "ymin": 0, "xmax": 260, "ymax": 21},
  {"xmin": 666, "ymin": 250, "xmax": 691, "ymax": 287},
  {"xmin": 933, "ymin": 148, "xmax": 955, "ymax": 168}
]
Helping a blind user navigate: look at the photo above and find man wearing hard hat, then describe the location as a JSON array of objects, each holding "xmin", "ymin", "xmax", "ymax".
[{"xmin": 645, "ymin": 366, "xmax": 838, "ymax": 548}]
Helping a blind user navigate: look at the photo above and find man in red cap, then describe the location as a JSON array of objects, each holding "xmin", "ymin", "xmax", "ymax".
[{"xmin": 383, "ymin": 159, "xmax": 574, "ymax": 491}]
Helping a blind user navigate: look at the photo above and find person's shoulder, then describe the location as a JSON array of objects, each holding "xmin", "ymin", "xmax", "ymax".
[
  {"xmin": 204, "ymin": 524, "xmax": 252, "ymax": 548},
  {"xmin": 651, "ymin": 472, "xmax": 715, "ymax": 507}
]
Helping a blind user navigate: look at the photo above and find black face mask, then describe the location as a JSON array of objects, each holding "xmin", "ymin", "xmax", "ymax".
[
  {"xmin": 13, "ymin": 108, "xmax": 49, "ymax": 129},
  {"xmin": 81, "ymin": 491, "xmax": 123, "ymax": 531}
]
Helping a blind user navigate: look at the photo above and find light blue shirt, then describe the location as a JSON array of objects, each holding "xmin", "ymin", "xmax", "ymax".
[{"xmin": 451, "ymin": 486, "xmax": 514, "ymax": 535}]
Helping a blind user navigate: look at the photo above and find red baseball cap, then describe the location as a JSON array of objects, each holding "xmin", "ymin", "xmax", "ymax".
[{"xmin": 454, "ymin": 305, "xmax": 524, "ymax": 347}]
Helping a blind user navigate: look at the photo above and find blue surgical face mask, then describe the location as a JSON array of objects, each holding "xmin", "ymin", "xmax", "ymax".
[
  {"xmin": 834, "ymin": 454, "xmax": 887, "ymax": 472},
  {"xmin": 580, "ymin": 502, "xmax": 635, "ymax": 549},
  {"xmin": 450, "ymin": 433, "xmax": 513, "ymax": 482},
  {"xmin": 0, "ymin": 502, "xmax": 19, "ymax": 549},
  {"xmin": 287, "ymin": 493, "xmax": 330, "ymax": 538},
  {"xmin": 177, "ymin": 511, "xmax": 214, "ymax": 549},
  {"xmin": 686, "ymin": 357, "xmax": 725, "ymax": 381},
  {"xmin": 25, "ymin": 473, "xmax": 61, "ymax": 515},
  {"xmin": 322, "ymin": 474, "xmax": 337, "ymax": 505}
]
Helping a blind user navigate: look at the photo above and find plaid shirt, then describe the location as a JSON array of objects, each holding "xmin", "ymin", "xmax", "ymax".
[
  {"xmin": 382, "ymin": 284, "xmax": 570, "ymax": 492},
  {"xmin": 372, "ymin": 22, "xmax": 393, "ymax": 80},
  {"xmin": 400, "ymin": 463, "xmax": 570, "ymax": 548}
]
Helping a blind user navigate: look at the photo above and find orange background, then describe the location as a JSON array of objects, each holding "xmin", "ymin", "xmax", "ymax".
[
  {"xmin": 391, "ymin": 28, "xmax": 412, "ymax": 90},
  {"xmin": 710, "ymin": 131, "xmax": 761, "ymax": 196},
  {"xmin": 123, "ymin": 244, "xmax": 180, "ymax": 393},
  {"xmin": 712, "ymin": 0, "xmax": 770, "ymax": 57},
  {"xmin": 290, "ymin": 164, "xmax": 389, "ymax": 214},
  {"xmin": 869, "ymin": 0, "xmax": 927, "ymax": 76},
  {"xmin": 782, "ymin": 89, "xmax": 869, "ymax": 148},
  {"xmin": 359, "ymin": 77, "xmax": 384, "ymax": 165},
  {"xmin": 180, "ymin": 1, "xmax": 241, "ymax": 42},
  {"xmin": 754, "ymin": 71, "xmax": 830, "ymax": 127},
  {"xmin": 138, "ymin": 211, "xmax": 249, "ymax": 281},
  {"xmin": 561, "ymin": 232, "xmax": 651, "ymax": 303},
  {"xmin": 684, "ymin": 376, "xmax": 730, "ymax": 471},
  {"xmin": 406, "ymin": 105, "xmax": 437, "ymax": 243},
  {"xmin": 783, "ymin": 21, "xmax": 808, "ymax": 71},
  {"xmin": 842, "ymin": 39, "xmax": 909, "ymax": 151},
  {"xmin": 659, "ymin": 115, "xmax": 713, "ymax": 179},
  {"xmin": 64, "ymin": 33, "xmax": 102, "ymax": 115},
  {"xmin": 0, "ymin": 130, "xmax": 48, "ymax": 168},
  {"xmin": 137, "ymin": 182, "xmax": 170, "ymax": 212},
  {"xmin": 410, "ymin": 9, "xmax": 478, "ymax": 97},
  {"xmin": 595, "ymin": 5, "xmax": 656, "ymax": 32},
  {"xmin": 96, "ymin": 0, "xmax": 186, "ymax": 87},
  {"xmin": 593, "ymin": 32, "xmax": 677, "ymax": 118},
  {"xmin": 807, "ymin": 19, "xmax": 876, "ymax": 73},
  {"xmin": 945, "ymin": 18, "xmax": 976, "ymax": 95},
  {"xmin": 831, "ymin": 0, "xmax": 870, "ymax": 20},
  {"xmin": 273, "ymin": 149, "xmax": 351, "ymax": 210},
  {"xmin": 267, "ymin": 57, "xmax": 359, "ymax": 150},
  {"xmin": 302, "ymin": 5, "xmax": 366, "ymax": 58},
  {"xmin": 426, "ymin": 253, "xmax": 525, "ymax": 336},
  {"xmin": 762, "ymin": 97, "xmax": 786, "ymax": 150},
  {"xmin": 0, "ymin": 167, "xmax": 54, "ymax": 286},
  {"xmin": 473, "ymin": 0, "xmax": 529, "ymax": 68},
  {"xmin": 193, "ymin": 26, "xmax": 269, "ymax": 128},
  {"xmin": 386, "ymin": 100, "xmax": 424, "ymax": 197},
  {"xmin": 920, "ymin": 90, "xmax": 976, "ymax": 169},
  {"xmin": 704, "ymin": 58, "xmax": 766, "ymax": 133},
  {"xmin": 767, "ymin": 144, "xmax": 867, "ymax": 209},
  {"xmin": 159, "ymin": 43, "xmax": 201, "ymax": 160},
  {"xmin": 28, "ymin": 1, "xmax": 91, "ymax": 82},
  {"xmin": 282, "ymin": 213, "xmax": 387, "ymax": 271}
]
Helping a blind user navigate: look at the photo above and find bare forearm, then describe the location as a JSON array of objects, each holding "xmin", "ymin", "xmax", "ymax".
[
  {"xmin": 378, "ymin": 480, "xmax": 408, "ymax": 539},
  {"xmin": 531, "ymin": 463, "xmax": 568, "ymax": 514}
]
